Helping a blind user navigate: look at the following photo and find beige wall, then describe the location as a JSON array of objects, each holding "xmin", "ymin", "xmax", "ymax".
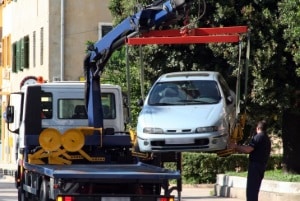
[
  {"xmin": 63, "ymin": 0, "xmax": 112, "ymax": 81},
  {"xmin": 0, "ymin": 0, "xmax": 112, "ymax": 163},
  {"xmin": 46, "ymin": 0, "xmax": 113, "ymax": 81},
  {"xmin": 2, "ymin": 0, "xmax": 112, "ymax": 91}
]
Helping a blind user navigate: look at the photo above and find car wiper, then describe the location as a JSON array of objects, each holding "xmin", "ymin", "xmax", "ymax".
[
  {"xmin": 152, "ymin": 102, "xmax": 179, "ymax": 106},
  {"xmin": 179, "ymin": 99, "xmax": 208, "ymax": 104}
]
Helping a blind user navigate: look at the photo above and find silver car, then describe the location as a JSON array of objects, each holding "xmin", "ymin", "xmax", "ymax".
[{"xmin": 136, "ymin": 71, "xmax": 236, "ymax": 152}]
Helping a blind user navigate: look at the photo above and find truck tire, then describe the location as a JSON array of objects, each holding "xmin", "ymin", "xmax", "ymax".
[
  {"xmin": 39, "ymin": 179, "xmax": 50, "ymax": 201},
  {"xmin": 18, "ymin": 186, "xmax": 27, "ymax": 201},
  {"xmin": 15, "ymin": 170, "xmax": 20, "ymax": 189}
]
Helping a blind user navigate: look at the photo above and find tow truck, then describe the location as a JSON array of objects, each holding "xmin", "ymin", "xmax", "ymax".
[
  {"xmin": 5, "ymin": 0, "xmax": 249, "ymax": 201},
  {"xmin": 5, "ymin": 1, "xmax": 190, "ymax": 201}
]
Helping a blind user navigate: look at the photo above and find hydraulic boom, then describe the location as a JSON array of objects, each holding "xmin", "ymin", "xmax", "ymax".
[{"xmin": 84, "ymin": 0, "xmax": 190, "ymax": 128}]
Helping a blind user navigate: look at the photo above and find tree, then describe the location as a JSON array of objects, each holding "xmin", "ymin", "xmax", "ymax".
[
  {"xmin": 278, "ymin": 0, "xmax": 300, "ymax": 173},
  {"xmin": 101, "ymin": 47, "xmax": 147, "ymax": 128},
  {"xmin": 107, "ymin": 0, "xmax": 300, "ymax": 146},
  {"xmin": 279, "ymin": 0, "xmax": 300, "ymax": 76}
]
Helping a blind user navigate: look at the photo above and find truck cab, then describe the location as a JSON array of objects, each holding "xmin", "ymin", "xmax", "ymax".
[
  {"xmin": 5, "ymin": 80, "xmax": 180, "ymax": 201},
  {"xmin": 38, "ymin": 82, "xmax": 126, "ymax": 133},
  {"xmin": 5, "ymin": 81, "xmax": 127, "ymax": 160}
]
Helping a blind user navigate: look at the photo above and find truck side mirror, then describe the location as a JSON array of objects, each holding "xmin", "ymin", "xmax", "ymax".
[{"xmin": 5, "ymin": 106, "xmax": 14, "ymax": 123}]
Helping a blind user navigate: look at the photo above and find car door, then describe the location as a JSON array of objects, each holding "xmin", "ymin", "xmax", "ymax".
[{"xmin": 218, "ymin": 75, "xmax": 236, "ymax": 133}]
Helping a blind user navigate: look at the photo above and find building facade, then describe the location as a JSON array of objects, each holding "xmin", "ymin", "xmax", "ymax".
[{"xmin": 0, "ymin": 0, "xmax": 112, "ymax": 163}]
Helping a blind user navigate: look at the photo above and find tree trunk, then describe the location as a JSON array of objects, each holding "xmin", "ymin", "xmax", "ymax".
[{"xmin": 282, "ymin": 109, "xmax": 300, "ymax": 173}]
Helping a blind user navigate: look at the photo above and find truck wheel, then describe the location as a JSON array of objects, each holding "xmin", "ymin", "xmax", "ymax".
[
  {"xmin": 39, "ymin": 179, "xmax": 50, "ymax": 201},
  {"xmin": 15, "ymin": 170, "xmax": 20, "ymax": 189},
  {"xmin": 18, "ymin": 187, "xmax": 27, "ymax": 201}
]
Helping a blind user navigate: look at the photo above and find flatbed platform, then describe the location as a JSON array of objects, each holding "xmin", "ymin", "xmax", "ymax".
[{"xmin": 24, "ymin": 162, "xmax": 180, "ymax": 180}]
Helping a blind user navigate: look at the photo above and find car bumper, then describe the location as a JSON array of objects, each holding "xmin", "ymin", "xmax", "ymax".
[{"xmin": 137, "ymin": 132, "xmax": 229, "ymax": 152}]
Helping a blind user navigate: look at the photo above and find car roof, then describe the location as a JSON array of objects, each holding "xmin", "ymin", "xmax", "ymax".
[{"xmin": 157, "ymin": 71, "xmax": 220, "ymax": 82}]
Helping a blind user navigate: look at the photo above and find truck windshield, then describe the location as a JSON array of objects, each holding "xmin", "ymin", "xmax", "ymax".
[{"xmin": 148, "ymin": 80, "xmax": 221, "ymax": 105}]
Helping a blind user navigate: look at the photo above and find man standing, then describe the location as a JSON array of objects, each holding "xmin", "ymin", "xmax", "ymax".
[{"xmin": 230, "ymin": 120, "xmax": 271, "ymax": 201}]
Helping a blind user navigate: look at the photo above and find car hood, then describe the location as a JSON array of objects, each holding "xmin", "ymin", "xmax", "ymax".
[{"xmin": 138, "ymin": 103, "xmax": 224, "ymax": 129}]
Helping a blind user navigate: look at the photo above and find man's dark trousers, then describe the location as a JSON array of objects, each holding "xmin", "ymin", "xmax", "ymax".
[{"xmin": 246, "ymin": 162, "xmax": 265, "ymax": 201}]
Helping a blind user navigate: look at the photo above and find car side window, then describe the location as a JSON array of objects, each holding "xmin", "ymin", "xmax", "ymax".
[{"xmin": 218, "ymin": 75, "xmax": 233, "ymax": 105}]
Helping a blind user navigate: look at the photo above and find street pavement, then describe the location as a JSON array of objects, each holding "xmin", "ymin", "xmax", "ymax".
[
  {"xmin": 0, "ymin": 175, "xmax": 15, "ymax": 201},
  {"xmin": 0, "ymin": 174, "xmax": 244, "ymax": 201},
  {"xmin": 171, "ymin": 185, "xmax": 245, "ymax": 201}
]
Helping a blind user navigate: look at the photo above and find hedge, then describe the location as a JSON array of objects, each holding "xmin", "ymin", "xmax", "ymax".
[{"xmin": 164, "ymin": 153, "xmax": 282, "ymax": 184}]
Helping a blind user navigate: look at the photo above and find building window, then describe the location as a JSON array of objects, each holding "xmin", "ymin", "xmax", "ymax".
[
  {"xmin": 20, "ymin": 38, "xmax": 24, "ymax": 71},
  {"xmin": 40, "ymin": 27, "xmax": 44, "ymax": 65},
  {"xmin": 98, "ymin": 23, "xmax": 112, "ymax": 39},
  {"xmin": 12, "ymin": 43, "xmax": 16, "ymax": 72},
  {"xmin": 1, "ymin": 35, "xmax": 11, "ymax": 67},
  {"xmin": 2, "ymin": 0, "xmax": 13, "ymax": 6},
  {"xmin": 11, "ymin": 36, "xmax": 29, "ymax": 73},
  {"xmin": 1, "ymin": 38, "xmax": 6, "ymax": 66},
  {"xmin": 16, "ymin": 40, "xmax": 21, "ymax": 72},
  {"xmin": 33, "ymin": 31, "xmax": 36, "ymax": 67},
  {"xmin": 24, "ymin": 36, "xmax": 29, "ymax": 69},
  {"xmin": 41, "ymin": 92, "xmax": 53, "ymax": 119}
]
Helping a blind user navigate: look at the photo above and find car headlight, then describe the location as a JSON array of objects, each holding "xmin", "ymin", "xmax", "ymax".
[
  {"xmin": 143, "ymin": 127, "xmax": 164, "ymax": 134},
  {"xmin": 195, "ymin": 126, "xmax": 219, "ymax": 133}
]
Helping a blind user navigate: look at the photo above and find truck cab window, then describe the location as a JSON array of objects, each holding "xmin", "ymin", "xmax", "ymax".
[
  {"xmin": 57, "ymin": 93, "xmax": 116, "ymax": 119},
  {"xmin": 41, "ymin": 93, "xmax": 53, "ymax": 119},
  {"xmin": 101, "ymin": 93, "xmax": 116, "ymax": 119},
  {"xmin": 58, "ymin": 99, "xmax": 85, "ymax": 119}
]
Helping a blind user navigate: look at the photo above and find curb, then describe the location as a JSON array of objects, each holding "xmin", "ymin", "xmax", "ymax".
[
  {"xmin": 182, "ymin": 184, "xmax": 215, "ymax": 188},
  {"xmin": 215, "ymin": 174, "xmax": 300, "ymax": 201}
]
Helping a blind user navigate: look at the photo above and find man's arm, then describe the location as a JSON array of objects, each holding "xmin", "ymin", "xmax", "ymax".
[
  {"xmin": 235, "ymin": 144, "xmax": 254, "ymax": 154},
  {"xmin": 229, "ymin": 143, "xmax": 254, "ymax": 154}
]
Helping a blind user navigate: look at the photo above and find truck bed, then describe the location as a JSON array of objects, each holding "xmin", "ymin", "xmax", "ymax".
[{"xmin": 24, "ymin": 162, "xmax": 180, "ymax": 180}]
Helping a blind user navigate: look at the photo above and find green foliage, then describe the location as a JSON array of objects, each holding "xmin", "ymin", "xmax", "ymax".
[
  {"xmin": 108, "ymin": 0, "xmax": 137, "ymax": 24},
  {"xmin": 279, "ymin": 0, "xmax": 300, "ymax": 76},
  {"xmin": 266, "ymin": 154, "xmax": 283, "ymax": 170},
  {"xmin": 106, "ymin": 0, "xmax": 300, "ymax": 135},
  {"xmin": 102, "ymin": 0, "xmax": 300, "ymax": 177},
  {"xmin": 228, "ymin": 169, "xmax": 300, "ymax": 182},
  {"xmin": 180, "ymin": 153, "xmax": 249, "ymax": 183},
  {"xmin": 206, "ymin": 0, "xmax": 299, "ymax": 133},
  {"xmin": 102, "ymin": 47, "xmax": 152, "ymax": 128},
  {"xmin": 165, "ymin": 153, "xmax": 283, "ymax": 184},
  {"xmin": 264, "ymin": 169, "xmax": 300, "ymax": 182}
]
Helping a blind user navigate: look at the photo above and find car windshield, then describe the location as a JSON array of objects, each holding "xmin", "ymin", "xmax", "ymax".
[{"xmin": 148, "ymin": 80, "xmax": 221, "ymax": 106}]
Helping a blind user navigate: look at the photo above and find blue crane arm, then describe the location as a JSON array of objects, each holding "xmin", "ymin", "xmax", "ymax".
[{"xmin": 84, "ymin": 0, "xmax": 189, "ymax": 128}]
